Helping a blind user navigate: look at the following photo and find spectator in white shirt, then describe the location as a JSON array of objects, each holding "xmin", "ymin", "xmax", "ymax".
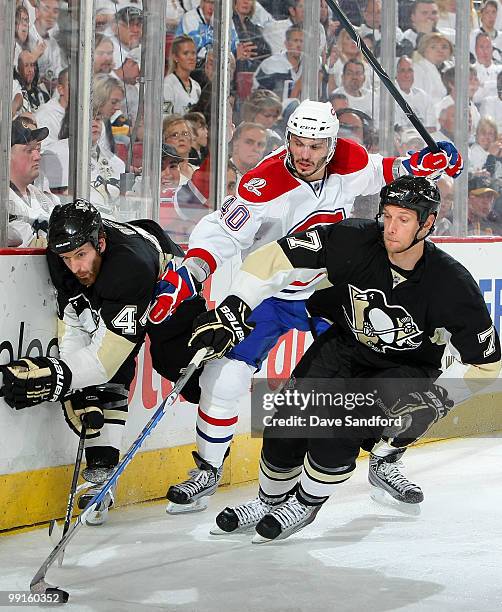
[
  {"xmin": 28, "ymin": 0, "xmax": 67, "ymax": 87},
  {"xmin": 94, "ymin": 73, "xmax": 125, "ymax": 154},
  {"xmin": 473, "ymin": 31, "xmax": 502, "ymax": 104},
  {"xmin": 332, "ymin": 59, "xmax": 376, "ymax": 120},
  {"xmin": 412, "ymin": 32, "xmax": 452, "ymax": 107},
  {"xmin": 480, "ymin": 70, "xmax": 502, "ymax": 133},
  {"xmin": 434, "ymin": 66, "xmax": 480, "ymax": 139},
  {"xmin": 109, "ymin": 4, "xmax": 143, "ymax": 70},
  {"xmin": 469, "ymin": 116, "xmax": 499, "ymax": 171},
  {"xmin": 402, "ymin": 0, "xmax": 453, "ymax": 48},
  {"xmin": 163, "ymin": 35, "xmax": 202, "ymax": 115},
  {"xmin": 95, "ymin": 0, "xmax": 116, "ymax": 33},
  {"xmin": 394, "ymin": 55, "xmax": 434, "ymax": 130},
  {"xmin": 94, "ymin": 34, "xmax": 115, "ymax": 75},
  {"xmin": 470, "ymin": 1, "xmax": 502, "ymax": 60},
  {"xmin": 35, "ymin": 67, "xmax": 68, "ymax": 149}
]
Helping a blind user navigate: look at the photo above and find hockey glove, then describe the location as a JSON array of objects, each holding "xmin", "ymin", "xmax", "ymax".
[
  {"xmin": 1, "ymin": 356, "xmax": 72, "ymax": 409},
  {"xmin": 402, "ymin": 141, "xmax": 463, "ymax": 180},
  {"xmin": 148, "ymin": 262, "xmax": 198, "ymax": 324},
  {"xmin": 189, "ymin": 295, "xmax": 255, "ymax": 362},
  {"xmin": 62, "ymin": 388, "xmax": 106, "ymax": 438},
  {"xmin": 381, "ymin": 384, "xmax": 454, "ymax": 447}
]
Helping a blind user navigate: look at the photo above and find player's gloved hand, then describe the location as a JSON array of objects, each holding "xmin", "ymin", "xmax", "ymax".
[
  {"xmin": 148, "ymin": 262, "xmax": 198, "ymax": 324},
  {"xmin": 62, "ymin": 388, "xmax": 106, "ymax": 438},
  {"xmin": 402, "ymin": 141, "xmax": 463, "ymax": 180},
  {"xmin": 189, "ymin": 295, "xmax": 255, "ymax": 362},
  {"xmin": 381, "ymin": 384, "xmax": 454, "ymax": 447},
  {"xmin": 1, "ymin": 356, "xmax": 72, "ymax": 409}
]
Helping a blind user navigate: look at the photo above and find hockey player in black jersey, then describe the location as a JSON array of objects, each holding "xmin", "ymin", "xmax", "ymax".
[
  {"xmin": 188, "ymin": 176, "xmax": 501, "ymax": 542},
  {"xmin": 1, "ymin": 200, "xmax": 206, "ymax": 524}
]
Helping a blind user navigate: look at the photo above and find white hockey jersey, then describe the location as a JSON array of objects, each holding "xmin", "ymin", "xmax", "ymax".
[{"xmin": 185, "ymin": 139, "xmax": 396, "ymax": 300}]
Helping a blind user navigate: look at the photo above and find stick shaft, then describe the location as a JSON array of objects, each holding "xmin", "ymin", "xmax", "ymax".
[{"xmin": 326, "ymin": 0, "xmax": 439, "ymax": 151}]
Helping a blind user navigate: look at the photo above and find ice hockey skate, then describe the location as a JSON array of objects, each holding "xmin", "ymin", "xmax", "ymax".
[
  {"xmin": 210, "ymin": 496, "xmax": 276, "ymax": 535},
  {"xmin": 368, "ymin": 453, "xmax": 423, "ymax": 515},
  {"xmin": 252, "ymin": 496, "xmax": 321, "ymax": 543},
  {"xmin": 78, "ymin": 465, "xmax": 116, "ymax": 526},
  {"xmin": 166, "ymin": 451, "xmax": 225, "ymax": 514}
]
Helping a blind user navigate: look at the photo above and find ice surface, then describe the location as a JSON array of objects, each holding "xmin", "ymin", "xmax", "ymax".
[{"xmin": 1, "ymin": 435, "xmax": 501, "ymax": 612}]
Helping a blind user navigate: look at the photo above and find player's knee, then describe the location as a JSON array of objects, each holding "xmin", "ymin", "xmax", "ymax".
[{"xmin": 200, "ymin": 358, "xmax": 254, "ymax": 404}]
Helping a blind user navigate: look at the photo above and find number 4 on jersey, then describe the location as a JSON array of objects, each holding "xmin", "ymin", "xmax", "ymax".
[{"xmin": 112, "ymin": 305, "xmax": 137, "ymax": 335}]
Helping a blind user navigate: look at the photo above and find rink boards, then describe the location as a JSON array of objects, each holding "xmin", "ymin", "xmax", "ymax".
[{"xmin": 1, "ymin": 238, "xmax": 502, "ymax": 531}]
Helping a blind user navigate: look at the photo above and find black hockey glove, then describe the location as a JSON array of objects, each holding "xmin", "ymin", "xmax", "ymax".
[
  {"xmin": 381, "ymin": 384, "xmax": 454, "ymax": 447},
  {"xmin": 1, "ymin": 357, "xmax": 72, "ymax": 410},
  {"xmin": 62, "ymin": 388, "xmax": 106, "ymax": 438},
  {"xmin": 188, "ymin": 295, "xmax": 255, "ymax": 362}
]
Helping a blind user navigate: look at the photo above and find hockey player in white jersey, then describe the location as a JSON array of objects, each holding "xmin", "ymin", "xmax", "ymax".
[{"xmin": 147, "ymin": 99, "xmax": 463, "ymax": 513}]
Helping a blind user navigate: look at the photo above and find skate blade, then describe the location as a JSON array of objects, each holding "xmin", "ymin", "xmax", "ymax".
[
  {"xmin": 252, "ymin": 532, "xmax": 274, "ymax": 545},
  {"xmin": 370, "ymin": 487, "xmax": 422, "ymax": 516},
  {"xmin": 209, "ymin": 523, "xmax": 255, "ymax": 535},
  {"xmin": 166, "ymin": 497, "xmax": 209, "ymax": 515}
]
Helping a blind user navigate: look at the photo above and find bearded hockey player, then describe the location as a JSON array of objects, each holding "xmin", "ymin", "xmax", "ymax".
[
  {"xmin": 148, "ymin": 99, "xmax": 463, "ymax": 513},
  {"xmin": 1, "ymin": 200, "xmax": 206, "ymax": 525},
  {"xmin": 188, "ymin": 175, "xmax": 500, "ymax": 542}
]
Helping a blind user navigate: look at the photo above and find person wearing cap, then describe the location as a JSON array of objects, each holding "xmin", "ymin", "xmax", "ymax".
[
  {"xmin": 467, "ymin": 173, "xmax": 502, "ymax": 235},
  {"xmin": 112, "ymin": 47, "xmax": 141, "ymax": 125},
  {"xmin": 109, "ymin": 4, "xmax": 143, "ymax": 70},
  {"xmin": 9, "ymin": 117, "xmax": 60, "ymax": 248},
  {"xmin": 95, "ymin": 0, "xmax": 116, "ymax": 33}
]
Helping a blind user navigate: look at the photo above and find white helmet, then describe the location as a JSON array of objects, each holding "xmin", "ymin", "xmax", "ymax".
[{"xmin": 286, "ymin": 100, "xmax": 339, "ymax": 168}]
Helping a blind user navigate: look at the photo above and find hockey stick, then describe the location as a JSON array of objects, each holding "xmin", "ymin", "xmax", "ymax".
[
  {"xmin": 48, "ymin": 419, "xmax": 87, "ymax": 567},
  {"xmin": 29, "ymin": 347, "xmax": 209, "ymax": 604},
  {"xmin": 325, "ymin": 0, "xmax": 439, "ymax": 152}
]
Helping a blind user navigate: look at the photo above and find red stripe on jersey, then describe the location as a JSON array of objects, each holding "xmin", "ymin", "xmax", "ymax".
[
  {"xmin": 198, "ymin": 407, "xmax": 238, "ymax": 426},
  {"xmin": 382, "ymin": 156, "xmax": 397, "ymax": 183},
  {"xmin": 292, "ymin": 211, "xmax": 345, "ymax": 234},
  {"xmin": 185, "ymin": 248, "xmax": 217, "ymax": 274},
  {"xmin": 290, "ymin": 272, "xmax": 325, "ymax": 287}
]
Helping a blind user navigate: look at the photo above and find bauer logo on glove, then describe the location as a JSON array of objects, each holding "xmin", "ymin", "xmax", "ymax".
[{"xmin": 1, "ymin": 356, "xmax": 72, "ymax": 410}]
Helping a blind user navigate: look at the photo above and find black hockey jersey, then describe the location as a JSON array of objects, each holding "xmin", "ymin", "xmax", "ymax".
[
  {"xmin": 231, "ymin": 218, "xmax": 501, "ymax": 375},
  {"xmin": 47, "ymin": 219, "xmax": 182, "ymax": 389}
]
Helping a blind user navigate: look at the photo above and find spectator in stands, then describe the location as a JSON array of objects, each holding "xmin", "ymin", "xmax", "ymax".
[
  {"xmin": 160, "ymin": 143, "xmax": 185, "ymax": 200},
  {"xmin": 436, "ymin": 66, "xmax": 480, "ymax": 138},
  {"xmin": 469, "ymin": 117, "xmax": 499, "ymax": 171},
  {"xmin": 470, "ymin": 1, "xmax": 502, "ymax": 61},
  {"xmin": 473, "ymin": 32, "xmax": 502, "ymax": 105},
  {"xmin": 436, "ymin": 0, "xmax": 478, "ymax": 32},
  {"xmin": 402, "ymin": 0, "xmax": 453, "ymax": 48},
  {"xmin": 467, "ymin": 173, "xmax": 502, "ymax": 235},
  {"xmin": 412, "ymin": 32, "xmax": 452, "ymax": 107},
  {"xmin": 394, "ymin": 55, "xmax": 434, "ymax": 131},
  {"xmin": 395, "ymin": 126, "xmax": 426, "ymax": 157},
  {"xmin": 15, "ymin": 5, "xmax": 45, "ymax": 66},
  {"xmin": 28, "ymin": 0, "xmax": 67, "ymax": 87},
  {"xmin": 95, "ymin": 0, "xmax": 116, "ymax": 33},
  {"xmin": 359, "ymin": 0, "xmax": 404, "ymax": 54},
  {"xmin": 480, "ymin": 70, "xmax": 502, "ymax": 133},
  {"xmin": 330, "ymin": 29, "xmax": 374, "ymax": 91},
  {"xmin": 165, "ymin": 0, "xmax": 186, "ymax": 34},
  {"xmin": 240, "ymin": 89, "xmax": 283, "ymax": 152},
  {"xmin": 15, "ymin": 50, "xmax": 50, "ymax": 113},
  {"xmin": 35, "ymin": 67, "xmax": 68, "ymax": 149},
  {"xmin": 336, "ymin": 107, "xmax": 377, "ymax": 150},
  {"xmin": 162, "ymin": 114, "xmax": 197, "ymax": 179},
  {"xmin": 435, "ymin": 173, "xmax": 454, "ymax": 235},
  {"xmin": 109, "ymin": 4, "xmax": 143, "ymax": 70},
  {"xmin": 232, "ymin": 0, "xmax": 272, "ymax": 74},
  {"xmin": 112, "ymin": 47, "xmax": 141, "ymax": 125},
  {"xmin": 94, "ymin": 73, "xmax": 125, "ymax": 154},
  {"xmin": 483, "ymin": 127, "xmax": 502, "ymax": 187},
  {"xmin": 94, "ymin": 33, "xmax": 115, "ymax": 75},
  {"xmin": 230, "ymin": 121, "xmax": 267, "ymax": 176},
  {"xmin": 184, "ymin": 111, "xmax": 209, "ymax": 166},
  {"xmin": 331, "ymin": 59, "xmax": 375, "ymax": 119},
  {"xmin": 329, "ymin": 92, "xmax": 349, "ymax": 112},
  {"xmin": 320, "ymin": 0, "xmax": 340, "ymax": 45},
  {"xmin": 176, "ymin": 0, "xmax": 239, "ymax": 60},
  {"xmin": 253, "ymin": 25, "xmax": 303, "ymax": 104},
  {"xmin": 9, "ymin": 117, "xmax": 59, "ymax": 247},
  {"xmin": 433, "ymin": 102, "xmax": 456, "ymax": 143},
  {"xmin": 163, "ymin": 35, "xmax": 201, "ymax": 115}
]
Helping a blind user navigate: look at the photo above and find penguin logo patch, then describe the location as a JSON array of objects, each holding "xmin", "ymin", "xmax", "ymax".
[{"xmin": 343, "ymin": 284, "xmax": 422, "ymax": 353}]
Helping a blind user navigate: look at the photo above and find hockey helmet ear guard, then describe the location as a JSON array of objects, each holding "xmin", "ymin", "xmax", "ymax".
[
  {"xmin": 377, "ymin": 176, "xmax": 441, "ymax": 227},
  {"xmin": 286, "ymin": 99, "xmax": 339, "ymax": 167},
  {"xmin": 48, "ymin": 199, "xmax": 103, "ymax": 254}
]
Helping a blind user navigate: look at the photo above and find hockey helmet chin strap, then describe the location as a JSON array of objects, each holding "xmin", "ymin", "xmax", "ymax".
[{"xmin": 375, "ymin": 211, "xmax": 437, "ymax": 253}]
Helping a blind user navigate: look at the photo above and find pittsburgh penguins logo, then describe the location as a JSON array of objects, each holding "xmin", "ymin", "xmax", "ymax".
[{"xmin": 343, "ymin": 284, "xmax": 422, "ymax": 353}]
